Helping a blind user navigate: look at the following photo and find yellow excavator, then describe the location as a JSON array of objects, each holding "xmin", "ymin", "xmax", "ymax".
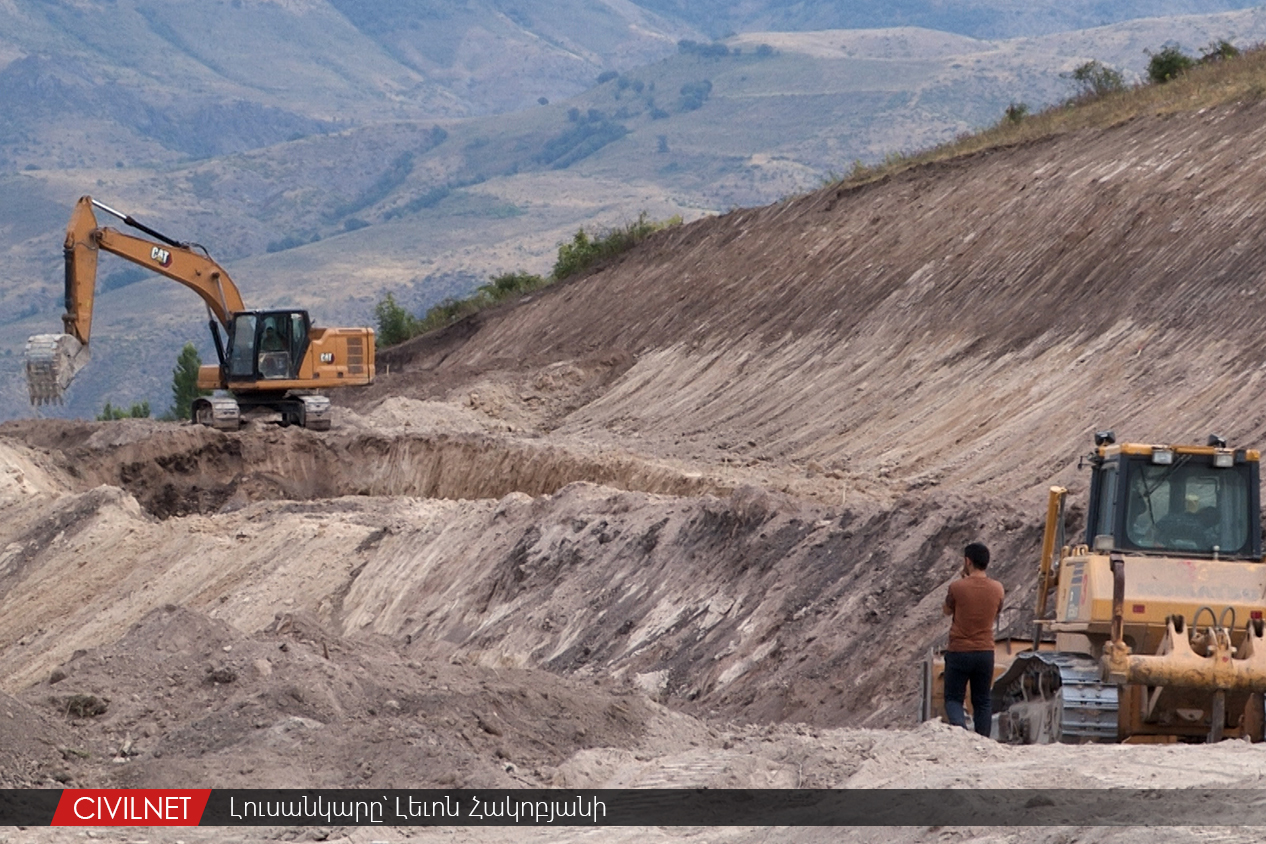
[
  {"xmin": 923, "ymin": 432, "xmax": 1266, "ymax": 742},
  {"xmin": 25, "ymin": 196, "xmax": 374, "ymax": 430}
]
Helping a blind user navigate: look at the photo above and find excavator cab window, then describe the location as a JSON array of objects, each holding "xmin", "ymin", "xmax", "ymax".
[
  {"xmin": 227, "ymin": 314, "xmax": 257, "ymax": 379},
  {"xmin": 224, "ymin": 310, "xmax": 310, "ymax": 382},
  {"xmin": 257, "ymin": 315, "xmax": 290, "ymax": 380}
]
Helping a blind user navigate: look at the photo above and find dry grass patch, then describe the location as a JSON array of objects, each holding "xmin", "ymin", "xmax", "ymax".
[{"xmin": 840, "ymin": 43, "xmax": 1266, "ymax": 187}]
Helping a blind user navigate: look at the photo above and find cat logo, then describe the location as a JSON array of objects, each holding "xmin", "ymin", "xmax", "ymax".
[
  {"xmin": 150, "ymin": 246, "xmax": 172, "ymax": 267},
  {"xmin": 320, "ymin": 352, "xmax": 334, "ymax": 363}
]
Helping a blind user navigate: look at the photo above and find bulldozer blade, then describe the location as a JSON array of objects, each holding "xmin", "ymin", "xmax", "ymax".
[{"xmin": 25, "ymin": 333, "xmax": 89, "ymax": 405}]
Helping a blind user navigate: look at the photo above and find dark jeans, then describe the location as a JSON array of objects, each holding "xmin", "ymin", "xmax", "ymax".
[{"xmin": 944, "ymin": 650, "xmax": 994, "ymax": 737}]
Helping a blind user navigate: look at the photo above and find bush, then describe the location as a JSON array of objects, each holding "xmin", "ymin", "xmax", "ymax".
[
  {"xmin": 97, "ymin": 400, "xmax": 150, "ymax": 420},
  {"xmin": 1004, "ymin": 102, "xmax": 1029, "ymax": 123},
  {"xmin": 1147, "ymin": 46, "xmax": 1195, "ymax": 84},
  {"xmin": 478, "ymin": 272, "xmax": 545, "ymax": 302},
  {"xmin": 1069, "ymin": 60, "xmax": 1125, "ymax": 97},
  {"xmin": 1200, "ymin": 39, "xmax": 1240, "ymax": 64},
  {"xmin": 325, "ymin": 151, "xmax": 415, "ymax": 222},
  {"xmin": 371, "ymin": 215, "xmax": 682, "ymax": 349},
  {"xmin": 101, "ymin": 267, "xmax": 149, "ymax": 292},
  {"xmin": 266, "ymin": 234, "xmax": 306, "ymax": 253},
  {"xmin": 537, "ymin": 120, "xmax": 630, "ymax": 169},
  {"xmin": 385, "ymin": 185, "xmax": 451, "ymax": 218},
  {"xmin": 552, "ymin": 213, "xmax": 681, "ymax": 282},
  {"xmin": 678, "ymin": 80, "xmax": 713, "ymax": 112},
  {"xmin": 415, "ymin": 297, "xmax": 482, "ymax": 335},
  {"xmin": 678, "ymin": 40, "xmax": 729, "ymax": 58}
]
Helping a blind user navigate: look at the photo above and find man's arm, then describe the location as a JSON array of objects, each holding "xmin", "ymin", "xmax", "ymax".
[{"xmin": 943, "ymin": 586, "xmax": 955, "ymax": 617}]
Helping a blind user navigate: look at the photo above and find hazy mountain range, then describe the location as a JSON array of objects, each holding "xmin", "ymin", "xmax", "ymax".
[
  {"xmin": 2, "ymin": 0, "xmax": 1265, "ymax": 419},
  {"xmin": 635, "ymin": 0, "xmax": 1266, "ymax": 38}
]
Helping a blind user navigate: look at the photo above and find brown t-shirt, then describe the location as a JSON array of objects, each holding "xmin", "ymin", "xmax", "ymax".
[{"xmin": 945, "ymin": 575, "xmax": 1005, "ymax": 652}]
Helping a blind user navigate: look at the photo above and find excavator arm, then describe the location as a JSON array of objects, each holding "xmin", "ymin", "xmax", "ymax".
[
  {"xmin": 63, "ymin": 196, "xmax": 245, "ymax": 339},
  {"xmin": 27, "ymin": 196, "xmax": 247, "ymax": 404}
]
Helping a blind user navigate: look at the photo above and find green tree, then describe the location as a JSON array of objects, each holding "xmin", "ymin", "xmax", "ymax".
[
  {"xmin": 1147, "ymin": 46, "xmax": 1194, "ymax": 83},
  {"xmin": 552, "ymin": 228, "xmax": 595, "ymax": 280},
  {"xmin": 170, "ymin": 342, "xmax": 208, "ymax": 421},
  {"xmin": 374, "ymin": 291, "xmax": 420, "ymax": 348}
]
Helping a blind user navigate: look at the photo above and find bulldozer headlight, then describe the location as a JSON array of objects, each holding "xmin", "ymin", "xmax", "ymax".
[
  {"xmin": 1152, "ymin": 448, "xmax": 1174, "ymax": 465},
  {"xmin": 1213, "ymin": 451, "xmax": 1234, "ymax": 468}
]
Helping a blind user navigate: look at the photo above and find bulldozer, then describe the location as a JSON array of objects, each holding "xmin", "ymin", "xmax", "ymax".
[
  {"xmin": 25, "ymin": 196, "xmax": 374, "ymax": 430},
  {"xmin": 922, "ymin": 431, "xmax": 1266, "ymax": 743}
]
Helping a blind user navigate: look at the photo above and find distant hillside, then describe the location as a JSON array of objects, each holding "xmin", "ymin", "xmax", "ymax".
[
  {"xmin": 637, "ymin": 0, "xmax": 1266, "ymax": 38},
  {"xmin": 7, "ymin": 3, "xmax": 1266, "ymax": 420},
  {"xmin": 0, "ymin": 0, "xmax": 692, "ymax": 167}
]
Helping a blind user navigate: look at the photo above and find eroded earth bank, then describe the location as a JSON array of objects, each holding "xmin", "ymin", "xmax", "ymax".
[{"xmin": 11, "ymin": 100, "xmax": 1266, "ymax": 842}]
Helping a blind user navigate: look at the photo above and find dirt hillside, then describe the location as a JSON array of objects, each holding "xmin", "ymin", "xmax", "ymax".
[{"xmin": 6, "ymin": 97, "xmax": 1266, "ymax": 841}]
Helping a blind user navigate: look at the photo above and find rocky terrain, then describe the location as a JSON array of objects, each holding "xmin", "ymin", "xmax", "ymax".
[{"xmin": 8, "ymin": 86, "xmax": 1266, "ymax": 841}]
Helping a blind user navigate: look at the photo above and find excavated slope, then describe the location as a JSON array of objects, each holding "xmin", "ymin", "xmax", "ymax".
[
  {"xmin": 4, "ymin": 99, "xmax": 1266, "ymax": 807},
  {"xmin": 368, "ymin": 99, "xmax": 1266, "ymax": 498}
]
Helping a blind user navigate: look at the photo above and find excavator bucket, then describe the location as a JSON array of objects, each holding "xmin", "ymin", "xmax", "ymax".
[{"xmin": 25, "ymin": 333, "xmax": 89, "ymax": 405}]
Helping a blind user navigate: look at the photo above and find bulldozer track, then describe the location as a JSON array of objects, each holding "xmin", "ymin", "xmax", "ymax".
[{"xmin": 992, "ymin": 652, "xmax": 1118, "ymax": 744}]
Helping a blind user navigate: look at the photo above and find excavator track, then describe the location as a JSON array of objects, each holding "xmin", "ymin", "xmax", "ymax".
[
  {"xmin": 192, "ymin": 396, "xmax": 241, "ymax": 431},
  {"xmin": 992, "ymin": 652, "xmax": 1118, "ymax": 744}
]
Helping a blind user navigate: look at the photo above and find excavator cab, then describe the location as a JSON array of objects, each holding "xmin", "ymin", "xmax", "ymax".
[{"xmin": 223, "ymin": 310, "xmax": 311, "ymax": 383}]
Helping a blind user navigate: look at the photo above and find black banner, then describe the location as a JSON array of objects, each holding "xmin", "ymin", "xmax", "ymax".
[
  {"xmin": 0, "ymin": 791, "xmax": 60, "ymax": 826},
  {"xmin": 5, "ymin": 789, "xmax": 1266, "ymax": 827}
]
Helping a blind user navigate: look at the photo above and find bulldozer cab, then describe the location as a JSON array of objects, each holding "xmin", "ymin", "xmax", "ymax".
[
  {"xmin": 1084, "ymin": 440, "xmax": 1261, "ymax": 561},
  {"xmin": 224, "ymin": 310, "xmax": 310, "ymax": 382}
]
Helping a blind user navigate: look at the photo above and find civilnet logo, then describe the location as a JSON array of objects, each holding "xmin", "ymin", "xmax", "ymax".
[{"xmin": 51, "ymin": 790, "xmax": 211, "ymax": 826}]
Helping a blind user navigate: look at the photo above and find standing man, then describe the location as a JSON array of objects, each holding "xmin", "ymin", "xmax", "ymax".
[{"xmin": 943, "ymin": 542, "xmax": 1005, "ymax": 737}]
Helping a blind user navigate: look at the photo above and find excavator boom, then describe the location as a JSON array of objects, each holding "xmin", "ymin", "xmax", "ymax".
[
  {"xmin": 28, "ymin": 196, "xmax": 247, "ymax": 405},
  {"xmin": 69, "ymin": 198, "xmax": 245, "ymax": 336}
]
